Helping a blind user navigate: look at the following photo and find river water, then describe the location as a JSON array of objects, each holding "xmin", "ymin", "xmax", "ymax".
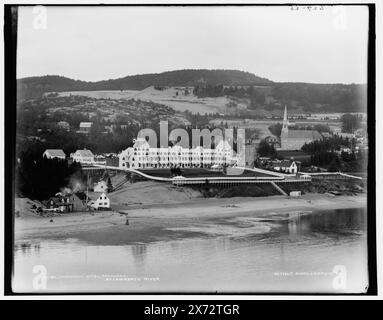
[{"xmin": 13, "ymin": 207, "xmax": 368, "ymax": 293}]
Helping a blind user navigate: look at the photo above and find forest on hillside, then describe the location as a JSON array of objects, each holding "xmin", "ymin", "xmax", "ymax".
[
  {"xmin": 17, "ymin": 69, "xmax": 272, "ymax": 100},
  {"xmin": 17, "ymin": 69, "xmax": 367, "ymax": 113},
  {"xmin": 193, "ymin": 82, "xmax": 367, "ymax": 113}
]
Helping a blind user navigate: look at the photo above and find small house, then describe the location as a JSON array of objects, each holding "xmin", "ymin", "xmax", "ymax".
[
  {"xmin": 290, "ymin": 191, "xmax": 302, "ymax": 198},
  {"xmin": 271, "ymin": 160, "xmax": 299, "ymax": 174},
  {"xmin": 57, "ymin": 121, "xmax": 70, "ymax": 132},
  {"xmin": 78, "ymin": 122, "xmax": 93, "ymax": 134},
  {"xmin": 94, "ymin": 180, "xmax": 108, "ymax": 193},
  {"xmin": 337, "ymin": 132, "xmax": 355, "ymax": 139},
  {"xmin": 94, "ymin": 155, "xmax": 107, "ymax": 165},
  {"xmin": 339, "ymin": 146, "xmax": 352, "ymax": 154},
  {"xmin": 43, "ymin": 196, "xmax": 73, "ymax": 212},
  {"xmin": 257, "ymin": 157, "xmax": 271, "ymax": 166},
  {"xmin": 264, "ymin": 135, "xmax": 281, "ymax": 149},
  {"xmin": 43, "ymin": 149, "xmax": 66, "ymax": 160},
  {"xmin": 69, "ymin": 192, "xmax": 88, "ymax": 212},
  {"xmin": 89, "ymin": 193, "xmax": 110, "ymax": 210},
  {"xmin": 72, "ymin": 149, "xmax": 95, "ymax": 164}
]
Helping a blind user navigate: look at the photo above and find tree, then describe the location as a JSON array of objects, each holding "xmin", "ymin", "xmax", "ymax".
[
  {"xmin": 268, "ymin": 123, "xmax": 283, "ymax": 137},
  {"xmin": 328, "ymin": 156, "xmax": 341, "ymax": 172},
  {"xmin": 16, "ymin": 154, "xmax": 83, "ymax": 200},
  {"xmin": 226, "ymin": 101, "xmax": 237, "ymax": 108},
  {"xmin": 107, "ymin": 177, "xmax": 114, "ymax": 193},
  {"xmin": 302, "ymin": 136, "xmax": 352, "ymax": 154},
  {"xmin": 248, "ymin": 95, "xmax": 258, "ymax": 110},
  {"xmin": 256, "ymin": 92, "xmax": 266, "ymax": 104},
  {"xmin": 257, "ymin": 139, "xmax": 277, "ymax": 158},
  {"xmin": 313, "ymin": 124, "xmax": 331, "ymax": 133},
  {"xmin": 341, "ymin": 114, "xmax": 361, "ymax": 133}
]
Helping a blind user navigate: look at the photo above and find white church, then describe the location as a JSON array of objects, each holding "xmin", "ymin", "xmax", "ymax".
[{"xmin": 280, "ymin": 106, "xmax": 322, "ymax": 150}]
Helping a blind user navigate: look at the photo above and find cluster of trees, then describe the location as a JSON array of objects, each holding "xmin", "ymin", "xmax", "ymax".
[
  {"xmin": 248, "ymin": 91, "xmax": 266, "ymax": 110},
  {"xmin": 341, "ymin": 113, "xmax": 363, "ymax": 133},
  {"xmin": 271, "ymin": 83, "xmax": 367, "ymax": 113},
  {"xmin": 18, "ymin": 71, "xmax": 367, "ymax": 114},
  {"xmin": 17, "ymin": 120, "xmax": 140, "ymax": 157},
  {"xmin": 302, "ymin": 137, "xmax": 366, "ymax": 172},
  {"xmin": 16, "ymin": 95, "xmax": 181, "ymax": 155},
  {"xmin": 192, "ymin": 84, "xmax": 268, "ymax": 105},
  {"xmin": 16, "ymin": 154, "xmax": 83, "ymax": 200},
  {"xmin": 309, "ymin": 152, "xmax": 341, "ymax": 172},
  {"xmin": 182, "ymin": 110, "xmax": 216, "ymax": 127},
  {"xmin": 256, "ymin": 136, "xmax": 367, "ymax": 172},
  {"xmin": 192, "ymin": 83, "xmax": 367, "ymax": 114},
  {"xmin": 193, "ymin": 84, "xmax": 226, "ymax": 98},
  {"xmin": 309, "ymin": 150, "xmax": 366, "ymax": 172},
  {"xmin": 301, "ymin": 136, "xmax": 352, "ymax": 154},
  {"xmin": 17, "ymin": 95, "xmax": 93, "ymax": 135},
  {"xmin": 257, "ymin": 139, "xmax": 277, "ymax": 158},
  {"xmin": 289, "ymin": 123, "xmax": 331, "ymax": 133}
]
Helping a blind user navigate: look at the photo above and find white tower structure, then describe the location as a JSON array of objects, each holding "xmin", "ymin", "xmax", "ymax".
[{"xmin": 281, "ymin": 105, "xmax": 289, "ymax": 137}]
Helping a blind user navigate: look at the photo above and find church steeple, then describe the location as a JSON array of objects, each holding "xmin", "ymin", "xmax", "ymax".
[{"xmin": 282, "ymin": 105, "xmax": 289, "ymax": 136}]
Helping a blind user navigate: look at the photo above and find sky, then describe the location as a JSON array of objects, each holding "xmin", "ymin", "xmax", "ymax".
[{"xmin": 17, "ymin": 5, "xmax": 369, "ymax": 84}]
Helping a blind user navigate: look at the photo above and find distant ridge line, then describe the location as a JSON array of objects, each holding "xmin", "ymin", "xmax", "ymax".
[{"xmin": 17, "ymin": 69, "xmax": 274, "ymax": 101}]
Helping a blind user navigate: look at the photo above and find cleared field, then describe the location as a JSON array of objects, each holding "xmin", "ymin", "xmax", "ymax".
[
  {"xmin": 58, "ymin": 87, "xmax": 247, "ymax": 115},
  {"xmin": 58, "ymin": 90, "xmax": 140, "ymax": 100},
  {"xmin": 129, "ymin": 86, "xmax": 246, "ymax": 114}
]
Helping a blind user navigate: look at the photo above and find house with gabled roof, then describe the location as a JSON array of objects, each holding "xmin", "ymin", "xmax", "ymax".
[
  {"xmin": 68, "ymin": 192, "xmax": 88, "ymax": 211},
  {"xmin": 89, "ymin": 193, "xmax": 110, "ymax": 210},
  {"xmin": 71, "ymin": 149, "xmax": 94, "ymax": 164},
  {"xmin": 43, "ymin": 149, "xmax": 66, "ymax": 160},
  {"xmin": 42, "ymin": 196, "xmax": 73, "ymax": 212},
  {"xmin": 271, "ymin": 159, "xmax": 300, "ymax": 174}
]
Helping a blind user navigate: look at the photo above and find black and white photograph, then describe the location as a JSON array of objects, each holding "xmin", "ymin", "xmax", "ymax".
[{"xmin": 4, "ymin": 3, "xmax": 377, "ymax": 296}]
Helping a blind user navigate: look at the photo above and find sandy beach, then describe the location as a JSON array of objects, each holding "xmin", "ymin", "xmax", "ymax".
[{"xmin": 14, "ymin": 193, "xmax": 367, "ymax": 246}]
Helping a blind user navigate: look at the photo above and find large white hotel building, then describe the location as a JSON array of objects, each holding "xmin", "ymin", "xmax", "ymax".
[{"xmin": 119, "ymin": 137, "xmax": 239, "ymax": 169}]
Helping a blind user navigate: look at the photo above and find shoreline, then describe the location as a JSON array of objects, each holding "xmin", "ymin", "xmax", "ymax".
[{"xmin": 15, "ymin": 193, "xmax": 367, "ymax": 246}]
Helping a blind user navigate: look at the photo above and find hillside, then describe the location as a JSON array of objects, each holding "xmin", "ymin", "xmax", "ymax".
[
  {"xmin": 17, "ymin": 69, "xmax": 367, "ymax": 113},
  {"xmin": 57, "ymin": 86, "xmax": 247, "ymax": 115},
  {"xmin": 17, "ymin": 69, "xmax": 272, "ymax": 101}
]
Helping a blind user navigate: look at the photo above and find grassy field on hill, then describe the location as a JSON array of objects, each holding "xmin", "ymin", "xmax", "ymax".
[
  {"xmin": 57, "ymin": 86, "xmax": 247, "ymax": 115},
  {"xmin": 18, "ymin": 70, "xmax": 367, "ymax": 115},
  {"xmin": 58, "ymin": 90, "xmax": 140, "ymax": 100}
]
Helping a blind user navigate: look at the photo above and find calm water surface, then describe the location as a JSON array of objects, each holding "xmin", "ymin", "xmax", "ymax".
[{"xmin": 13, "ymin": 208, "xmax": 368, "ymax": 293}]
